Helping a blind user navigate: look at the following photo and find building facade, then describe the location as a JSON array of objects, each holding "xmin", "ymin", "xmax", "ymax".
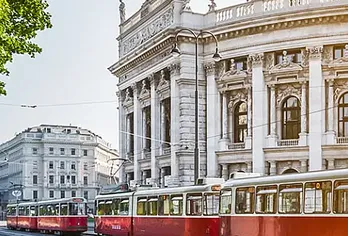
[
  {"xmin": 110, "ymin": 0, "xmax": 348, "ymax": 187},
  {"xmin": 0, "ymin": 124, "xmax": 118, "ymax": 216}
]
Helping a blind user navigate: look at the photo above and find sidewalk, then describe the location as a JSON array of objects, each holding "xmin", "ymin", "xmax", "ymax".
[{"xmin": 0, "ymin": 221, "xmax": 5, "ymax": 227}]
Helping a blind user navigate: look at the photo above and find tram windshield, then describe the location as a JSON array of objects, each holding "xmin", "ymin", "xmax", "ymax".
[{"xmin": 69, "ymin": 203, "xmax": 86, "ymax": 215}]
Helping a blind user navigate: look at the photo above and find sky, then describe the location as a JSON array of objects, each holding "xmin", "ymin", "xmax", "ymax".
[{"xmin": 0, "ymin": 0, "xmax": 243, "ymax": 150}]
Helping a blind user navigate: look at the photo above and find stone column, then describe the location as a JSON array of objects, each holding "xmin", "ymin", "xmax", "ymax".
[
  {"xmin": 160, "ymin": 101, "xmax": 166, "ymax": 155},
  {"xmin": 249, "ymin": 53, "xmax": 266, "ymax": 174},
  {"xmin": 245, "ymin": 86, "xmax": 252, "ymax": 149},
  {"xmin": 219, "ymin": 91, "xmax": 229, "ymax": 150},
  {"xmin": 205, "ymin": 62, "xmax": 220, "ymax": 177},
  {"xmin": 150, "ymin": 74, "xmax": 159, "ymax": 185},
  {"xmin": 269, "ymin": 161, "xmax": 277, "ymax": 175},
  {"xmin": 246, "ymin": 162, "xmax": 252, "ymax": 173},
  {"xmin": 307, "ymin": 46, "xmax": 324, "ymax": 171},
  {"xmin": 267, "ymin": 84, "xmax": 277, "ymax": 147},
  {"xmin": 327, "ymin": 79, "xmax": 335, "ymax": 144},
  {"xmin": 132, "ymin": 83, "xmax": 141, "ymax": 184},
  {"xmin": 142, "ymin": 109, "xmax": 147, "ymax": 159},
  {"xmin": 142, "ymin": 171, "xmax": 147, "ymax": 185},
  {"xmin": 300, "ymin": 159, "xmax": 308, "ymax": 172},
  {"xmin": 117, "ymin": 91, "xmax": 126, "ymax": 183},
  {"xmin": 299, "ymin": 81, "xmax": 308, "ymax": 146},
  {"xmin": 222, "ymin": 164, "xmax": 229, "ymax": 180},
  {"xmin": 126, "ymin": 114, "xmax": 131, "ymax": 155},
  {"xmin": 169, "ymin": 63, "xmax": 180, "ymax": 185}
]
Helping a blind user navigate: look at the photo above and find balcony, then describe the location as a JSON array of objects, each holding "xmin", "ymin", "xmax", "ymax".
[
  {"xmin": 336, "ymin": 137, "xmax": 348, "ymax": 144},
  {"xmin": 228, "ymin": 143, "xmax": 246, "ymax": 150},
  {"xmin": 277, "ymin": 139, "xmax": 299, "ymax": 147}
]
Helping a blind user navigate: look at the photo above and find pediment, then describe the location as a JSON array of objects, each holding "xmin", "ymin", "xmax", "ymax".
[
  {"xmin": 123, "ymin": 96, "xmax": 134, "ymax": 108},
  {"xmin": 269, "ymin": 61, "xmax": 303, "ymax": 74},
  {"xmin": 328, "ymin": 57, "xmax": 348, "ymax": 68},
  {"xmin": 220, "ymin": 69, "xmax": 248, "ymax": 81},
  {"xmin": 138, "ymin": 88, "xmax": 150, "ymax": 102}
]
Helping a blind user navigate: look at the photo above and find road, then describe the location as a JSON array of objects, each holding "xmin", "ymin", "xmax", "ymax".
[{"xmin": 0, "ymin": 228, "xmax": 42, "ymax": 235}]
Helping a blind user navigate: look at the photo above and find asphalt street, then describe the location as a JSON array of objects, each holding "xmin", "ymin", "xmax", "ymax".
[{"xmin": 0, "ymin": 228, "xmax": 42, "ymax": 236}]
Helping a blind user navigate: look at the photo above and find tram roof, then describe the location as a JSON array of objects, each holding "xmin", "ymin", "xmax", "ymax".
[
  {"xmin": 18, "ymin": 202, "xmax": 37, "ymax": 207},
  {"xmin": 37, "ymin": 197, "xmax": 87, "ymax": 205},
  {"xmin": 223, "ymin": 168, "xmax": 348, "ymax": 188}
]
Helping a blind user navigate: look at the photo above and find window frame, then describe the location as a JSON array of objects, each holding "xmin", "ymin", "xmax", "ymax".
[
  {"xmin": 281, "ymin": 96, "xmax": 301, "ymax": 140},
  {"xmin": 338, "ymin": 92, "xmax": 348, "ymax": 137},
  {"xmin": 333, "ymin": 179, "xmax": 348, "ymax": 214},
  {"xmin": 234, "ymin": 102, "xmax": 248, "ymax": 143},
  {"xmin": 304, "ymin": 181, "xmax": 332, "ymax": 214},
  {"xmin": 219, "ymin": 189, "xmax": 232, "ymax": 215},
  {"xmin": 137, "ymin": 197, "xmax": 147, "ymax": 215},
  {"xmin": 203, "ymin": 192, "xmax": 220, "ymax": 216},
  {"xmin": 278, "ymin": 183, "xmax": 303, "ymax": 214},
  {"xmin": 255, "ymin": 185, "xmax": 278, "ymax": 214},
  {"xmin": 186, "ymin": 193, "xmax": 203, "ymax": 216},
  {"xmin": 158, "ymin": 195, "xmax": 170, "ymax": 216},
  {"xmin": 170, "ymin": 194, "xmax": 183, "ymax": 216},
  {"xmin": 235, "ymin": 186, "xmax": 255, "ymax": 214}
]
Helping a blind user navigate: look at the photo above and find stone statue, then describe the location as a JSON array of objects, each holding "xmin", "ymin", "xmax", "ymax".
[
  {"xmin": 208, "ymin": 0, "xmax": 217, "ymax": 12},
  {"xmin": 182, "ymin": 0, "xmax": 191, "ymax": 11},
  {"xmin": 119, "ymin": 0, "xmax": 126, "ymax": 24}
]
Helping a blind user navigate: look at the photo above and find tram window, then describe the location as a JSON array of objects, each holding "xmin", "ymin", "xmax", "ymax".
[
  {"xmin": 69, "ymin": 202, "xmax": 86, "ymax": 215},
  {"xmin": 25, "ymin": 206, "xmax": 30, "ymax": 216},
  {"xmin": 137, "ymin": 197, "xmax": 147, "ymax": 215},
  {"xmin": 158, "ymin": 195, "xmax": 170, "ymax": 215},
  {"xmin": 186, "ymin": 193, "xmax": 203, "ymax": 216},
  {"xmin": 333, "ymin": 180, "xmax": 348, "ymax": 214},
  {"xmin": 304, "ymin": 181, "xmax": 332, "ymax": 214},
  {"xmin": 97, "ymin": 201, "xmax": 105, "ymax": 215},
  {"xmin": 256, "ymin": 185, "xmax": 277, "ymax": 214},
  {"xmin": 170, "ymin": 195, "xmax": 183, "ymax": 216},
  {"xmin": 236, "ymin": 187, "xmax": 255, "ymax": 214},
  {"xmin": 112, "ymin": 199, "xmax": 120, "ymax": 215},
  {"xmin": 18, "ymin": 206, "xmax": 25, "ymax": 216},
  {"xmin": 39, "ymin": 206, "xmax": 45, "ymax": 216},
  {"xmin": 60, "ymin": 204, "xmax": 68, "ymax": 216},
  {"xmin": 279, "ymin": 183, "xmax": 303, "ymax": 214},
  {"xmin": 30, "ymin": 206, "xmax": 37, "ymax": 216},
  {"xmin": 103, "ymin": 201, "xmax": 113, "ymax": 215},
  {"xmin": 204, "ymin": 193, "xmax": 219, "ymax": 216},
  {"xmin": 220, "ymin": 189, "xmax": 232, "ymax": 214},
  {"xmin": 119, "ymin": 199, "xmax": 129, "ymax": 215},
  {"xmin": 147, "ymin": 197, "xmax": 158, "ymax": 216}
]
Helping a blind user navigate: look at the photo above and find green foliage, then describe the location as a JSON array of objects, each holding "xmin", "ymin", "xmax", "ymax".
[{"xmin": 0, "ymin": 0, "xmax": 52, "ymax": 95}]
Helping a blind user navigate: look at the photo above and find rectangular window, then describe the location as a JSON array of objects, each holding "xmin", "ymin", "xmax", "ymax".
[
  {"xmin": 147, "ymin": 197, "xmax": 158, "ymax": 216},
  {"xmin": 279, "ymin": 183, "xmax": 303, "ymax": 214},
  {"xmin": 71, "ymin": 162, "xmax": 76, "ymax": 170},
  {"xmin": 137, "ymin": 197, "xmax": 147, "ymax": 215},
  {"xmin": 33, "ymin": 190, "xmax": 38, "ymax": 199},
  {"xmin": 33, "ymin": 175, "xmax": 38, "ymax": 185},
  {"xmin": 84, "ymin": 162, "xmax": 88, "ymax": 170},
  {"xmin": 186, "ymin": 193, "xmax": 202, "ymax": 216},
  {"xmin": 60, "ymin": 148, "xmax": 65, "ymax": 155},
  {"xmin": 49, "ymin": 175, "xmax": 54, "ymax": 184},
  {"xmin": 334, "ymin": 46, "xmax": 345, "ymax": 59},
  {"xmin": 83, "ymin": 176, "xmax": 88, "ymax": 185},
  {"xmin": 71, "ymin": 175, "xmax": 76, "ymax": 185},
  {"xmin": 60, "ymin": 161, "xmax": 65, "ymax": 169},
  {"xmin": 170, "ymin": 194, "xmax": 183, "ymax": 216},
  {"xmin": 72, "ymin": 191, "xmax": 76, "ymax": 197},
  {"xmin": 32, "ymin": 148, "xmax": 38, "ymax": 155},
  {"xmin": 305, "ymin": 181, "xmax": 332, "ymax": 214},
  {"xmin": 119, "ymin": 198, "xmax": 129, "ymax": 215},
  {"xmin": 256, "ymin": 185, "xmax": 277, "ymax": 214},
  {"xmin": 60, "ymin": 175, "xmax": 65, "ymax": 184},
  {"xmin": 49, "ymin": 161, "xmax": 54, "ymax": 169},
  {"xmin": 158, "ymin": 195, "xmax": 170, "ymax": 215},
  {"xmin": 220, "ymin": 189, "xmax": 232, "ymax": 214},
  {"xmin": 203, "ymin": 193, "xmax": 219, "ymax": 216},
  {"xmin": 60, "ymin": 204, "xmax": 67, "ymax": 215},
  {"xmin": 71, "ymin": 148, "xmax": 76, "ymax": 156},
  {"xmin": 49, "ymin": 191, "xmax": 54, "ymax": 198},
  {"xmin": 61, "ymin": 191, "xmax": 65, "ymax": 198},
  {"xmin": 83, "ymin": 150, "xmax": 88, "ymax": 156},
  {"xmin": 49, "ymin": 147, "xmax": 54, "ymax": 155},
  {"xmin": 83, "ymin": 191, "xmax": 88, "ymax": 200},
  {"xmin": 236, "ymin": 187, "xmax": 255, "ymax": 214},
  {"xmin": 333, "ymin": 180, "xmax": 348, "ymax": 214},
  {"xmin": 47, "ymin": 128, "xmax": 51, "ymax": 133}
]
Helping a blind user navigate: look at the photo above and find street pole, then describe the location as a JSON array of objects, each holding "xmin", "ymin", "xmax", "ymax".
[{"xmin": 171, "ymin": 28, "xmax": 221, "ymax": 185}]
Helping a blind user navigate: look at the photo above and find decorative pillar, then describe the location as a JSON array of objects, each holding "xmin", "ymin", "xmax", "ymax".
[
  {"xmin": 126, "ymin": 114, "xmax": 131, "ymax": 155},
  {"xmin": 205, "ymin": 62, "xmax": 220, "ymax": 177},
  {"xmin": 219, "ymin": 91, "xmax": 229, "ymax": 150},
  {"xmin": 132, "ymin": 83, "xmax": 141, "ymax": 183},
  {"xmin": 269, "ymin": 161, "xmax": 276, "ymax": 175},
  {"xmin": 326, "ymin": 79, "xmax": 335, "ymax": 144},
  {"xmin": 117, "ymin": 91, "xmax": 126, "ymax": 183},
  {"xmin": 142, "ymin": 109, "xmax": 147, "ymax": 158},
  {"xmin": 222, "ymin": 164, "xmax": 229, "ymax": 180},
  {"xmin": 249, "ymin": 53, "xmax": 266, "ymax": 175},
  {"xmin": 169, "ymin": 63, "xmax": 180, "ymax": 185},
  {"xmin": 267, "ymin": 84, "xmax": 277, "ymax": 147},
  {"xmin": 299, "ymin": 81, "xmax": 308, "ymax": 146},
  {"xmin": 300, "ymin": 159, "xmax": 308, "ymax": 172},
  {"xmin": 160, "ymin": 101, "xmax": 166, "ymax": 155},
  {"xmin": 150, "ymin": 74, "xmax": 160, "ymax": 185},
  {"xmin": 327, "ymin": 159, "xmax": 335, "ymax": 170},
  {"xmin": 245, "ymin": 86, "xmax": 252, "ymax": 149},
  {"xmin": 307, "ymin": 46, "xmax": 324, "ymax": 171}
]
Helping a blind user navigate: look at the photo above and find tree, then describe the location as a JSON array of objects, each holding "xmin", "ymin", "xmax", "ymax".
[{"xmin": 0, "ymin": 0, "xmax": 52, "ymax": 96}]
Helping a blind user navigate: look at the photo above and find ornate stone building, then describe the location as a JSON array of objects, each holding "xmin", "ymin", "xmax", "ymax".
[{"xmin": 109, "ymin": 0, "xmax": 348, "ymax": 186}]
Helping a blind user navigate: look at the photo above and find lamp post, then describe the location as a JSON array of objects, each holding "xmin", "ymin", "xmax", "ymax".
[{"xmin": 171, "ymin": 28, "xmax": 221, "ymax": 185}]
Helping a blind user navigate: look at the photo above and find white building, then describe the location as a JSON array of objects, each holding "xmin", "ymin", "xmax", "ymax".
[
  {"xmin": 0, "ymin": 124, "xmax": 118, "ymax": 215},
  {"xmin": 110, "ymin": 0, "xmax": 348, "ymax": 187}
]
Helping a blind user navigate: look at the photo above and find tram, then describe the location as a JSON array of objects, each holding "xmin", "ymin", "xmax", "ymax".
[
  {"xmin": 94, "ymin": 178, "xmax": 224, "ymax": 236},
  {"xmin": 6, "ymin": 197, "xmax": 88, "ymax": 235},
  {"xmin": 220, "ymin": 168, "xmax": 348, "ymax": 236}
]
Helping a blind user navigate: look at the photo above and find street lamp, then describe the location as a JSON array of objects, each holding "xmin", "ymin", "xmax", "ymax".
[{"xmin": 171, "ymin": 28, "xmax": 221, "ymax": 185}]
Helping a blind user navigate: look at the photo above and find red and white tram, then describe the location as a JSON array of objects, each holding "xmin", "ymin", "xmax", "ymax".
[
  {"xmin": 220, "ymin": 168, "xmax": 348, "ymax": 236},
  {"xmin": 6, "ymin": 197, "xmax": 88, "ymax": 235},
  {"xmin": 95, "ymin": 179, "xmax": 223, "ymax": 236}
]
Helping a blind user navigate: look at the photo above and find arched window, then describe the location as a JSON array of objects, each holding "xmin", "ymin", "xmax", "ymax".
[
  {"xmin": 282, "ymin": 96, "xmax": 301, "ymax": 139},
  {"xmin": 282, "ymin": 168, "xmax": 299, "ymax": 174},
  {"xmin": 234, "ymin": 102, "xmax": 247, "ymax": 143},
  {"xmin": 338, "ymin": 93, "xmax": 348, "ymax": 137}
]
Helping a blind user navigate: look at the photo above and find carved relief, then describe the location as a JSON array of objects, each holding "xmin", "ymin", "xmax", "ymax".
[
  {"xmin": 265, "ymin": 53, "xmax": 275, "ymax": 71},
  {"xmin": 156, "ymin": 70, "xmax": 170, "ymax": 100},
  {"xmin": 168, "ymin": 62, "xmax": 181, "ymax": 76},
  {"xmin": 122, "ymin": 7, "xmax": 174, "ymax": 55},
  {"xmin": 221, "ymin": 59, "xmax": 248, "ymax": 78},
  {"xmin": 329, "ymin": 45, "xmax": 348, "ymax": 69},
  {"xmin": 334, "ymin": 79, "xmax": 348, "ymax": 102},
  {"xmin": 269, "ymin": 51, "xmax": 303, "ymax": 74},
  {"xmin": 322, "ymin": 46, "xmax": 334, "ymax": 65},
  {"xmin": 248, "ymin": 53, "xmax": 264, "ymax": 67},
  {"xmin": 123, "ymin": 87, "xmax": 134, "ymax": 109},
  {"xmin": 228, "ymin": 89, "xmax": 248, "ymax": 109},
  {"xmin": 204, "ymin": 62, "xmax": 216, "ymax": 77},
  {"xmin": 301, "ymin": 49, "xmax": 309, "ymax": 67},
  {"xmin": 138, "ymin": 80, "xmax": 151, "ymax": 106},
  {"xmin": 306, "ymin": 46, "xmax": 323, "ymax": 60},
  {"xmin": 182, "ymin": 0, "xmax": 192, "ymax": 11},
  {"xmin": 277, "ymin": 84, "xmax": 302, "ymax": 106}
]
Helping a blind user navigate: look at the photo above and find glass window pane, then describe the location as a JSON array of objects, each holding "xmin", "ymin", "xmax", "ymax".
[
  {"xmin": 239, "ymin": 114, "xmax": 247, "ymax": 125},
  {"xmin": 279, "ymin": 184, "xmax": 303, "ymax": 214},
  {"xmin": 335, "ymin": 49, "xmax": 342, "ymax": 59},
  {"xmin": 239, "ymin": 103, "xmax": 247, "ymax": 112},
  {"xmin": 256, "ymin": 185, "xmax": 277, "ymax": 214},
  {"xmin": 158, "ymin": 195, "xmax": 170, "ymax": 215},
  {"xmin": 220, "ymin": 190, "xmax": 232, "ymax": 214},
  {"xmin": 235, "ymin": 187, "xmax": 255, "ymax": 214},
  {"xmin": 203, "ymin": 193, "xmax": 219, "ymax": 216},
  {"xmin": 186, "ymin": 193, "xmax": 202, "ymax": 216},
  {"xmin": 170, "ymin": 195, "xmax": 183, "ymax": 216},
  {"xmin": 137, "ymin": 198, "xmax": 147, "ymax": 215},
  {"xmin": 344, "ymin": 107, "xmax": 348, "ymax": 117},
  {"xmin": 304, "ymin": 182, "xmax": 332, "ymax": 214},
  {"xmin": 334, "ymin": 180, "xmax": 348, "ymax": 214}
]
